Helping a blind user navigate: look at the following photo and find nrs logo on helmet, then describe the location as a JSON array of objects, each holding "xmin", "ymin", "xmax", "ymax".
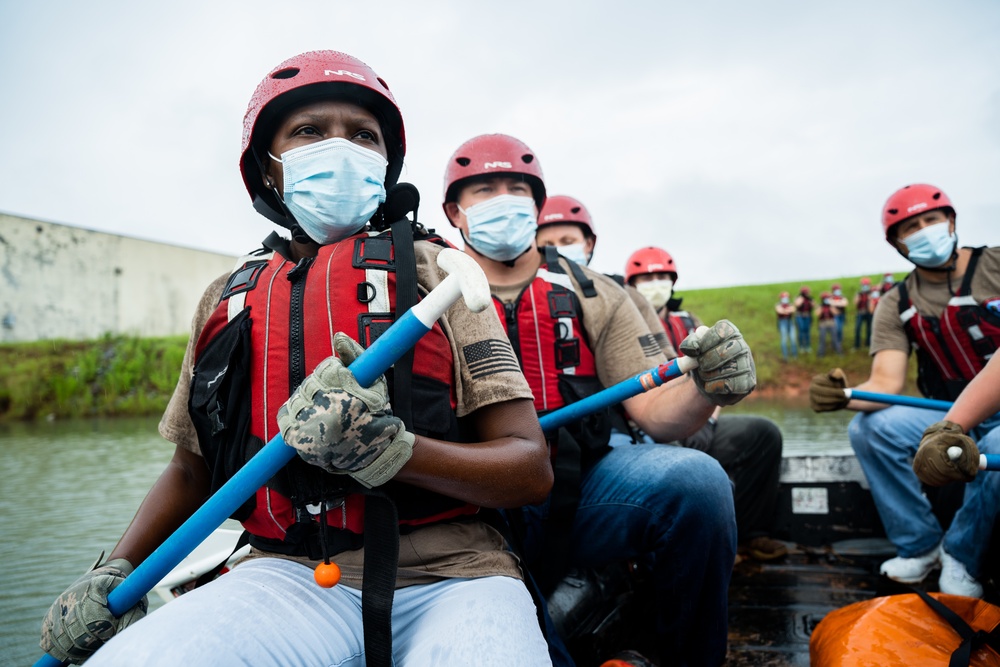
[
  {"xmin": 484, "ymin": 161, "xmax": 513, "ymax": 169},
  {"xmin": 324, "ymin": 69, "xmax": 366, "ymax": 81}
]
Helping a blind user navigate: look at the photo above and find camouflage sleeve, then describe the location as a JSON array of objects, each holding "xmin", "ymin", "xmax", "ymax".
[{"xmin": 158, "ymin": 273, "xmax": 229, "ymax": 455}]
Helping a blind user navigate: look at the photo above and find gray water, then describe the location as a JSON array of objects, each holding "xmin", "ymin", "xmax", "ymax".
[{"xmin": 0, "ymin": 405, "xmax": 855, "ymax": 666}]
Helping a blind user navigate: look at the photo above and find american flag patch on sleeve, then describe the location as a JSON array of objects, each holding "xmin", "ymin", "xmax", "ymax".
[
  {"xmin": 463, "ymin": 338, "xmax": 523, "ymax": 379},
  {"xmin": 638, "ymin": 333, "xmax": 661, "ymax": 357}
]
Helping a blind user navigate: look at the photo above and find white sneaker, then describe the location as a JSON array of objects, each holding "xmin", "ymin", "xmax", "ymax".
[
  {"xmin": 879, "ymin": 543, "xmax": 941, "ymax": 583},
  {"xmin": 938, "ymin": 550, "xmax": 984, "ymax": 598}
]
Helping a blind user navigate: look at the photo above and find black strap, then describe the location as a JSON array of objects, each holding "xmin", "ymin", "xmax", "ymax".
[
  {"xmin": 193, "ymin": 531, "xmax": 251, "ymax": 589},
  {"xmin": 911, "ymin": 587, "xmax": 1000, "ymax": 667},
  {"xmin": 958, "ymin": 246, "xmax": 985, "ymax": 295},
  {"xmin": 389, "ymin": 217, "xmax": 418, "ymax": 432},
  {"xmin": 564, "ymin": 257, "xmax": 597, "ymax": 298},
  {"xmin": 362, "ymin": 491, "xmax": 400, "ymax": 667},
  {"xmin": 531, "ymin": 427, "xmax": 582, "ymax": 594}
]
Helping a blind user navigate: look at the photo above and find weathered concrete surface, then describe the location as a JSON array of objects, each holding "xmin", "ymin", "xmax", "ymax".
[{"xmin": 0, "ymin": 213, "xmax": 238, "ymax": 342}]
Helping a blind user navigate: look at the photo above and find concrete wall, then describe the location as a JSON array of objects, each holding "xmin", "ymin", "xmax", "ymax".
[{"xmin": 0, "ymin": 213, "xmax": 238, "ymax": 342}]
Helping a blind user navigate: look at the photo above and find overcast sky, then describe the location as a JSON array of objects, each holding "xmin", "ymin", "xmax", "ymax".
[{"xmin": 1, "ymin": 1, "xmax": 997, "ymax": 289}]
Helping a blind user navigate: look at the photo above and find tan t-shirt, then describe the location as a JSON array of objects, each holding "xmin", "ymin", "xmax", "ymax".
[
  {"xmin": 871, "ymin": 246, "xmax": 1000, "ymax": 355},
  {"xmin": 158, "ymin": 239, "xmax": 534, "ymax": 588},
  {"xmin": 491, "ymin": 257, "xmax": 668, "ymax": 390},
  {"xmin": 623, "ymin": 284, "xmax": 678, "ymax": 359}
]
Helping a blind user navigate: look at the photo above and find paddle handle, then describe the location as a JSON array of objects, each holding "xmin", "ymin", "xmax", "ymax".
[
  {"xmin": 538, "ymin": 356, "xmax": 698, "ymax": 434},
  {"xmin": 947, "ymin": 447, "xmax": 1000, "ymax": 471}
]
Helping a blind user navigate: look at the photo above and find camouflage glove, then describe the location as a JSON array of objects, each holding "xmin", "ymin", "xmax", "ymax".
[
  {"xmin": 678, "ymin": 320, "xmax": 756, "ymax": 406},
  {"xmin": 40, "ymin": 557, "xmax": 148, "ymax": 664},
  {"xmin": 277, "ymin": 332, "xmax": 414, "ymax": 488},
  {"xmin": 809, "ymin": 368, "xmax": 850, "ymax": 412},
  {"xmin": 913, "ymin": 420, "xmax": 980, "ymax": 487}
]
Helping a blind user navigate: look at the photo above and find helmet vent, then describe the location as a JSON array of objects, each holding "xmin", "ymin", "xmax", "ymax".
[
  {"xmin": 570, "ymin": 206, "xmax": 581, "ymax": 214},
  {"xmin": 456, "ymin": 157, "xmax": 471, "ymax": 167},
  {"xmin": 932, "ymin": 192, "xmax": 941, "ymax": 200},
  {"xmin": 376, "ymin": 77, "xmax": 390, "ymax": 91},
  {"xmin": 887, "ymin": 208, "xmax": 898, "ymax": 215},
  {"xmin": 521, "ymin": 154, "xmax": 534, "ymax": 164},
  {"xmin": 272, "ymin": 68, "xmax": 299, "ymax": 80}
]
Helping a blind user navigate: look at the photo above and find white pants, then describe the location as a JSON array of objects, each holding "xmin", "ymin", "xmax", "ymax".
[{"xmin": 87, "ymin": 557, "xmax": 551, "ymax": 666}]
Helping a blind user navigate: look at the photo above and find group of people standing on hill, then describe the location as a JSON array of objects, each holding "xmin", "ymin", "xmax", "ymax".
[
  {"xmin": 775, "ymin": 272, "xmax": 898, "ymax": 360},
  {"xmin": 36, "ymin": 49, "xmax": 998, "ymax": 667}
]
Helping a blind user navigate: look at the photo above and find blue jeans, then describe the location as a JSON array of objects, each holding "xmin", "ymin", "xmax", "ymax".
[
  {"xmin": 777, "ymin": 318, "xmax": 797, "ymax": 359},
  {"xmin": 849, "ymin": 406, "xmax": 1000, "ymax": 577},
  {"xmin": 834, "ymin": 313, "xmax": 846, "ymax": 347},
  {"xmin": 854, "ymin": 312, "xmax": 872, "ymax": 348},
  {"xmin": 522, "ymin": 442, "xmax": 736, "ymax": 666},
  {"xmin": 795, "ymin": 315, "xmax": 812, "ymax": 351}
]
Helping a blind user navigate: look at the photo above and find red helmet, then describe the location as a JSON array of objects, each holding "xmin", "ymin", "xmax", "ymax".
[
  {"xmin": 881, "ymin": 184, "xmax": 954, "ymax": 241},
  {"xmin": 800, "ymin": 286, "xmax": 811, "ymax": 295},
  {"xmin": 624, "ymin": 247, "xmax": 678, "ymax": 285},
  {"xmin": 442, "ymin": 134, "xmax": 546, "ymax": 220},
  {"xmin": 779, "ymin": 291, "xmax": 790, "ymax": 299},
  {"xmin": 832, "ymin": 283, "xmax": 841, "ymax": 290},
  {"xmin": 860, "ymin": 277, "xmax": 872, "ymax": 285},
  {"xmin": 240, "ymin": 51, "xmax": 405, "ymax": 226},
  {"xmin": 538, "ymin": 195, "xmax": 597, "ymax": 241}
]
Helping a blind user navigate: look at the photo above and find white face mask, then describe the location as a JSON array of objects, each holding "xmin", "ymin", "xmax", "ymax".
[
  {"xmin": 270, "ymin": 138, "xmax": 387, "ymax": 245},
  {"xmin": 636, "ymin": 279, "xmax": 674, "ymax": 310},
  {"xmin": 554, "ymin": 242, "xmax": 590, "ymax": 266},
  {"xmin": 459, "ymin": 194, "xmax": 538, "ymax": 262}
]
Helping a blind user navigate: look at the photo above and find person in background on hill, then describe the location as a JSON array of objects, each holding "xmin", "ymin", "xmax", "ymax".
[
  {"xmin": 624, "ymin": 246, "xmax": 787, "ymax": 563},
  {"xmin": 815, "ymin": 291, "xmax": 843, "ymax": 357},
  {"xmin": 40, "ymin": 51, "xmax": 556, "ymax": 666},
  {"xmin": 444, "ymin": 137, "xmax": 751, "ymax": 666},
  {"xmin": 829, "ymin": 283, "xmax": 848, "ymax": 348},
  {"xmin": 794, "ymin": 286, "xmax": 814, "ymax": 353},
  {"xmin": 809, "ymin": 183, "xmax": 1000, "ymax": 599},
  {"xmin": 913, "ymin": 351, "xmax": 1000, "ymax": 488},
  {"xmin": 776, "ymin": 291, "xmax": 797, "ymax": 360},
  {"xmin": 854, "ymin": 277, "xmax": 874, "ymax": 348}
]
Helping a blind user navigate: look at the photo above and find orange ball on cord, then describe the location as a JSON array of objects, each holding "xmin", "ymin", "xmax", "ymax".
[{"xmin": 314, "ymin": 561, "xmax": 341, "ymax": 588}]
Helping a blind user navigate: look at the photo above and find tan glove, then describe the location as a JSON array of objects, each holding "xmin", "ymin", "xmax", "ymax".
[
  {"xmin": 40, "ymin": 557, "xmax": 148, "ymax": 664},
  {"xmin": 678, "ymin": 320, "xmax": 756, "ymax": 406},
  {"xmin": 277, "ymin": 332, "xmax": 414, "ymax": 488},
  {"xmin": 809, "ymin": 368, "xmax": 850, "ymax": 412},
  {"xmin": 912, "ymin": 420, "xmax": 980, "ymax": 486}
]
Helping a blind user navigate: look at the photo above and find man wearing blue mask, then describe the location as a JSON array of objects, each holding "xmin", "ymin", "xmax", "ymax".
[
  {"xmin": 443, "ymin": 133, "xmax": 754, "ymax": 667},
  {"xmin": 810, "ymin": 183, "xmax": 1000, "ymax": 599}
]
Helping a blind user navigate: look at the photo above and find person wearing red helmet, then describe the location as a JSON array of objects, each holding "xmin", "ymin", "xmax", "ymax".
[
  {"xmin": 444, "ymin": 134, "xmax": 753, "ymax": 666},
  {"xmin": 814, "ymin": 291, "xmax": 843, "ymax": 357},
  {"xmin": 40, "ymin": 53, "xmax": 555, "ymax": 666},
  {"xmin": 535, "ymin": 194, "xmax": 598, "ymax": 267},
  {"xmin": 854, "ymin": 277, "xmax": 874, "ymax": 348},
  {"xmin": 810, "ymin": 183, "xmax": 1000, "ymax": 599},
  {"xmin": 793, "ymin": 286, "xmax": 814, "ymax": 353},
  {"xmin": 775, "ymin": 291, "xmax": 797, "ymax": 360},
  {"xmin": 624, "ymin": 246, "xmax": 787, "ymax": 563}
]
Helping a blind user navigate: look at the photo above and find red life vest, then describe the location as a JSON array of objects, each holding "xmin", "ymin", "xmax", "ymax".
[
  {"xmin": 818, "ymin": 302, "xmax": 836, "ymax": 321},
  {"xmin": 797, "ymin": 295, "xmax": 814, "ymax": 315},
  {"xmin": 897, "ymin": 247, "xmax": 1000, "ymax": 400},
  {"xmin": 662, "ymin": 310, "xmax": 697, "ymax": 356},
  {"xmin": 189, "ymin": 231, "xmax": 478, "ymax": 554},
  {"xmin": 856, "ymin": 292, "xmax": 870, "ymax": 313},
  {"xmin": 493, "ymin": 253, "xmax": 599, "ymax": 412}
]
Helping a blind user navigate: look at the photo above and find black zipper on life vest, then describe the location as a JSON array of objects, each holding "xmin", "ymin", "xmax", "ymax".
[
  {"xmin": 287, "ymin": 257, "xmax": 315, "ymax": 391},
  {"xmin": 502, "ymin": 299, "xmax": 521, "ymax": 364}
]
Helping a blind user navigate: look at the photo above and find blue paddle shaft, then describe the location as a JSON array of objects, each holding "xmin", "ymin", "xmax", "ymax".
[
  {"xmin": 846, "ymin": 390, "xmax": 954, "ymax": 412},
  {"xmin": 34, "ymin": 309, "xmax": 433, "ymax": 667},
  {"xmin": 985, "ymin": 455, "xmax": 1000, "ymax": 471},
  {"xmin": 538, "ymin": 358, "xmax": 689, "ymax": 434}
]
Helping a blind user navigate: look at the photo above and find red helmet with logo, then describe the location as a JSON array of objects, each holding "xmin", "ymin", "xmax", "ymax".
[
  {"xmin": 442, "ymin": 134, "xmax": 546, "ymax": 220},
  {"xmin": 240, "ymin": 51, "xmax": 406, "ymax": 227},
  {"xmin": 538, "ymin": 195, "xmax": 596, "ymax": 241},
  {"xmin": 624, "ymin": 247, "xmax": 678, "ymax": 285},
  {"xmin": 881, "ymin": 184, "xmax": 955, "ymax": 241}
]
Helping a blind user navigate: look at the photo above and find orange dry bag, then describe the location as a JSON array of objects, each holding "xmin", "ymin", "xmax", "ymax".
[{"xmin": 810, "ymin": 590, "xmax": 1000, "ymax": 667}]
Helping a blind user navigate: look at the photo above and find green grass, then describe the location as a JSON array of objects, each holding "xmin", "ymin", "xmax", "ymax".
[
  {"xmin": 678, "ymin": 272, "xmax": 919, "ymax": 398},
  {"xmin": 0, "ymin": 334, "xmax": 187, "ymax": 422}
]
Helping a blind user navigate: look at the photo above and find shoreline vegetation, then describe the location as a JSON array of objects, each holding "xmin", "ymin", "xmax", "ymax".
[{"xmin": 0, "ymin": 273, "xmax": 918, "ymax": 423}]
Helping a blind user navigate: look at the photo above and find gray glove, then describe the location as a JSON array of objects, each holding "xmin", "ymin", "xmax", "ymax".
[
  {"xmin": 679, "ymin": 320, "xmax": 756, "ymax": 406},
  {"xmin": 40, "ymin": 557, "xmax": 148, "ymax": 664},
  {"xmin": 913, "ymin": 420, "xmax": 980, "ymax": 486},
  {"xmin": 277, "ymin": 332, "xmax": 414, "ymax": 488}
]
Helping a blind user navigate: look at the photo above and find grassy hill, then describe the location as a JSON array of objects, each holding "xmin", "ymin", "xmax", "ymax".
[
  {"xmin": 0, "ymin": 272, "xmax": 921, "ymax": 421},
  {"xmin": 679, "ymin": 272, "xmax": 919, "ymax": 404}
]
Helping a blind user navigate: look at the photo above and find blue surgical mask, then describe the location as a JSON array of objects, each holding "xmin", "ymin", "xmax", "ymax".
[
  {"xmin": 902, "ymin": 222, "xmax": 958, "ymax": 268},
  {"xmin": 555, "ymin": 242, "xmax": 590, "ymax": 266},
  {"xmin": 270, "ymin": 138, "xmax": 387, "ymax": 245},
  {"xmin": 459, "ymin": 194, "xmax": 538, "ymax": 262}
]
